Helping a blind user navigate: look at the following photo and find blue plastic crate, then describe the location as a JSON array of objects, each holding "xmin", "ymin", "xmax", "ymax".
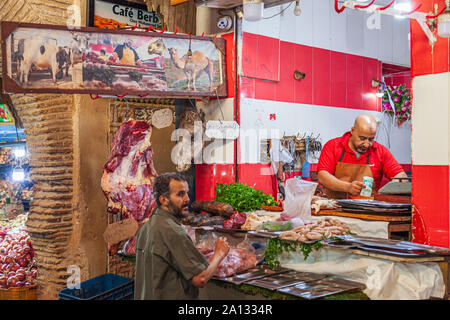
[{"xmin": 58, "ymin": 273, "xmax": 134, "ymax": 300}]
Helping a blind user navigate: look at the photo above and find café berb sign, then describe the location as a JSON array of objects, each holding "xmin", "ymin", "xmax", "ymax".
[{"xmin": 90, "ymin": 0, "xmax": 164, "ymax": 30}]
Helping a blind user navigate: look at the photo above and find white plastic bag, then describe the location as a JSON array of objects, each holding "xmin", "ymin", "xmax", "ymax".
[{"xmin": 283, "ymin": 178, "xmax": 318, "ymax": 222}]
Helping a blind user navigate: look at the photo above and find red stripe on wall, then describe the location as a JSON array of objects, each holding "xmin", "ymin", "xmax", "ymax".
[
  {"xmin": 238, "ymin": 163, "xmax": 278, "ymax": 199},
  {"xmin": 241, "ymin": 32, "xmax": 381, "ymax": 111},
  {"xmin": 195, "ymin": 164, "xmax": 235, "ymax": 201},
  {"xmin": 242, "ymin": 33, "xmax": 280, "ymax": 81},
  {"xmin": 412, "ymin": 165, "xmax": 449, "ymax": 247},
  {"xmin": 222, "ymin": 32, "xmax": 235, "ymax": 98}
]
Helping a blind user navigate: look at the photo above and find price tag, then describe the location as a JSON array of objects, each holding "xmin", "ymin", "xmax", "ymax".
[
  {"xmin": 205, "ymin": 120, "xmax": 239, "ymax": 139},
  {"xmin": 103, "ymin": 218, "xmax": 139, "ymax": 244},
  {"xmin": 152, "ymin": 108, "xmax": 173, "ymax": 129}
]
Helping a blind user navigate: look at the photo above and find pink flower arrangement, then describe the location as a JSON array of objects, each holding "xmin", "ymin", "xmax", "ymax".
[{"xmin": 381, "ymin": 84, "xmax": 411, "ymax": 126}]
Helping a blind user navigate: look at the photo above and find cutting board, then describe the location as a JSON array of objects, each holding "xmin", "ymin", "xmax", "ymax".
[{"xmin": 313, "ymin": 209, "xmax": 411, "ymax": 222}]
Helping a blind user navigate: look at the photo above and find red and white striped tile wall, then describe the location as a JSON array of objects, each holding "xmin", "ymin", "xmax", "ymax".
[{"xmin": 410, "ymin": 0, "xmax": 450, "ymax": 247}]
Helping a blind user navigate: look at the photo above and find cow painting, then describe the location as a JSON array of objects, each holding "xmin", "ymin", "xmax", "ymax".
[{"xmin": 17, "ymin": 39, "xmax": 59, "ymax": 84}]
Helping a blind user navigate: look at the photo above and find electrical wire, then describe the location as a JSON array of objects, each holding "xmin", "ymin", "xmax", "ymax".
[
  {"xmin": 264, "ymin": 1, "xmax": 294, "ymax": 19},
  {"xmin": 124, "ymin": 98, "xmax": 129, "ymax": 121}
]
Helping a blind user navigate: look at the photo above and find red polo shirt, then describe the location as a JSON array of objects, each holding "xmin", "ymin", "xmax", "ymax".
[{"xmin": 317, "ymin": 131, "xmax": 404, "ymax": 191}]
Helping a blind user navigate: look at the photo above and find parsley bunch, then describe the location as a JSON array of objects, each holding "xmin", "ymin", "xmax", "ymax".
[
  {"xmin": 264, "ymin": 238, "xmax": 323, "ymax": 269},
  {"xmin": 214, "ymin": 183, "xmax": 278, "ymax": 213}
]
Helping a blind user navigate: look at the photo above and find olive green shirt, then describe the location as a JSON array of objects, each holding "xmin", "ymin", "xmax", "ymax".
[{"xmin": 134, "ymin": 207, "xmax": 209, "ymax": 300}]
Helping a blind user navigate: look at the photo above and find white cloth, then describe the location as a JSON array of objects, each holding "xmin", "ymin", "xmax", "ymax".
[
  {"xmin": 279, "ymin": 247, "xmax": 445, "ymax": 300},
  {"xmin": 311, "ymin": 215, "xmax": 390, "ymax": 239}
]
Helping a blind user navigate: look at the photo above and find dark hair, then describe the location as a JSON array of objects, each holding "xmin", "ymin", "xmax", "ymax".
[
  {"xmin": 100, "ymin": 49, "xmax": 106, "ymax": 54},
  {"xmin": 153, "ymin": 173, "xmax": 187, "ymax": 206}
]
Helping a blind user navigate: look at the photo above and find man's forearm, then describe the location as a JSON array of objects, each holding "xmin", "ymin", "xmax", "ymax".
[
  {"xmin": 191, "ymin": 253, "xmax": 223, "ymax": 288},
  {"xmin": 393, "ymin": 171, "xmax": 408, "ymax": 179},
  {"xmin": 318, "ymin": 170, "xmax": 349, "ymax": 193}
]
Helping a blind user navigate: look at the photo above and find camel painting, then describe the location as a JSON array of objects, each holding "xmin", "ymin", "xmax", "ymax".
[
  {"xmin": 146, "ymin": 38, "xmax": 216, "ymax": 92},
  {"xmin": 167, "ymin": 47, "xmax": 214, "ymax": 92}
]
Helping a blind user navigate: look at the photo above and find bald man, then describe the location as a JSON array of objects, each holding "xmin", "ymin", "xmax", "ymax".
[{"xmin": 317, "ymin": 114, "xmax": 407, "ymax": 199}]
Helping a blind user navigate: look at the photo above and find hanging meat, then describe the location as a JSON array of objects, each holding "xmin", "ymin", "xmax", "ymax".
[{"xmin": 101, "ymin": 119, "xmax": 158, "ymax": 223}]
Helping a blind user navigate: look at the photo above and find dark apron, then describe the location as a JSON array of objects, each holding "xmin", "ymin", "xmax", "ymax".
[{"xmin": 325, "ymin": 149, "xmax": 375, "ymax": 199}]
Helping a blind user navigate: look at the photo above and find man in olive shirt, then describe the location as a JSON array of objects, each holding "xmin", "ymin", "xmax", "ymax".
[{"xmin": 135, "ymin": 173, "xmax": 230, "ymax": 300}]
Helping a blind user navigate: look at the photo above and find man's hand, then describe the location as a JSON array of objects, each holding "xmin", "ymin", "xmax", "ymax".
[
  {"xmin": 214, "ymin": 237, "xmax": 230, "ymax": 259},
  {"xmin": 346, "ymin": 181, "xmax": 366, "ymax": 195},
  {"xmin": 191, "ymin": 237, "xmax": 230, "ymax": 288}
]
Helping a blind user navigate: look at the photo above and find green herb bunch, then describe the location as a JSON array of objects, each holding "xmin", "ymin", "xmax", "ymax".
[
  {"xmin": 214, "ymin": 183, "xmax": 277, "ymax": 213},
  {"xmin": 264, "ymin": 238, "xmax": 323, "ymax": 269}
]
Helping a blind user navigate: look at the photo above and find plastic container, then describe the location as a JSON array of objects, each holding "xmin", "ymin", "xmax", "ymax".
[
  {"xmin": 360, "ymin": 176, "xmax": 374, "ymax": 197},
  {"xmin": 58, "ymin": 274, "xmax": 133, "ymax": 300},
  {"xmin": 0, "ymin": 284, "xmax": 37, "ymax": 300}
]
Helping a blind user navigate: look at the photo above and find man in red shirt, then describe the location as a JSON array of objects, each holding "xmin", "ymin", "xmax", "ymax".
[{"xmin": 317, "ymin": 114, "xmax": 407, "ymax": 199}]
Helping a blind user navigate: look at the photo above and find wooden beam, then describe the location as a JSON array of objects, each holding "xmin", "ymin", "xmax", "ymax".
[{"xmin": 170, "ymin": 0, "xmax": 190, "ymax": 5}]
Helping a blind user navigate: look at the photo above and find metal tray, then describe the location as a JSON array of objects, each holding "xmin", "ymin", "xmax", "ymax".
[
  {"xmin": 332, "ymin": 235, "xmax": 450, "ymax": 257},
  {"xmin": 246, "ymin": 271, "xmax": 326, "ymax": 291},
  {"xmin": 212, "ymin": 265, "xmax": 290, "ymax": 285},
  {"xmin": 278, "ymin": 277, "xmax": 366, "ymax": 300},
  {"xmin": 213, "ymin": 227, "xmax": 248, "ymax": 233},
  {"xmin": 334, "ymin": 208, "xmax": 411, "ymax": 215},
  {"xmin": 247, "ymin": 230, "xmax": 282, "ymax": 239},
  {"xmin": 335, "ymin": 199, "xmax": 412, "ymax": 208}
]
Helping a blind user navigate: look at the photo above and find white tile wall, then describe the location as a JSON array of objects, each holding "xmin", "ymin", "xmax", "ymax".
[
  {"xmin": 363, "ymin": 11, "xmax": 380, "ymax": 60},
  {"xmin": 346, "ymin": 9, "xmax": 365, "ymax": 57},
  {"xmin": 330, "ymin": 5, "xmax": 348, "ymax": 53},
  {"xmin": 312, "ymin": 0, "xmax": 331, "ymax": 50},
  {"xmin": 412, "ymin": 73, "xmax": 450, "ymax": 166}
]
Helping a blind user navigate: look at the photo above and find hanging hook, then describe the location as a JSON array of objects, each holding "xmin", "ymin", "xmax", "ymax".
[
  {"xmin": 355, "ymin": 0, "xmax": 375, "ymax": 9},
  {"xmin": 376, "ymin": 0, "xmax": 395, "ymax": 11},
  {"xmin": 159, "ymin": 26, "xmax": 166, "ymax": 33},
  {"xmin": 426, "ymin": 6, "xmax": 446, "ymax": 19},
  {"xmin": 174, "ymin": 27, "xmax": 178, "ymax": 34},
  {"xmin": 145, "ymin": 24, "xmax": 153, "ymax": 32},
  {"xmin": 334, "ymin": 0, "xmax": 346, "ymax": 13}
]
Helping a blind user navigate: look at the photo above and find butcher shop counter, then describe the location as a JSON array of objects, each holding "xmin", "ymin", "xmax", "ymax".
[{"xmin": 193, "ymin": 228, "xmax": 450, "ymax": 300}]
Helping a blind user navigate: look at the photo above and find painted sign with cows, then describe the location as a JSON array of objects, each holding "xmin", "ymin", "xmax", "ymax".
[{"xmin": 1, "ymin": 22, "xmax": 227, "ymax": 98}]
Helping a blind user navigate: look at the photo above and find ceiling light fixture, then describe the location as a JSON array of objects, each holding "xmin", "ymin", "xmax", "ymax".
[
  {"xmin": 438, "ymin": 0, "xmax": 450, "ymax": 38},
  {"xmin": 243, "ymin": 0, "xmax": 264, "ymax": 21},
  {"xmin": 294, "ymin": 0, "xmax": 301, "ymax": 16}
]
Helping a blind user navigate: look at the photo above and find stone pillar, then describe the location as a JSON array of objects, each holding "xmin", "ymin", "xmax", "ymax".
[{"xmin": 410, "ymin": 0, "xmax": 450, "ymax": 247}]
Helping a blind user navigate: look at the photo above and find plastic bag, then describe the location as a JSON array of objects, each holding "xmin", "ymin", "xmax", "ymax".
[
  {"xmin": 283, "ymin": 178, "xmax": 318, "ymax": 222},
  {"xmin": 183, "ymin": 224, "xmax": 197, "ymax": 244},
  {"xmin": 197, "ymin": 234, "xmax": 259, "ymax": 278},
  {"xmin": 196, "ymin": 232, "xmax": 218, "ymax": 250}
]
